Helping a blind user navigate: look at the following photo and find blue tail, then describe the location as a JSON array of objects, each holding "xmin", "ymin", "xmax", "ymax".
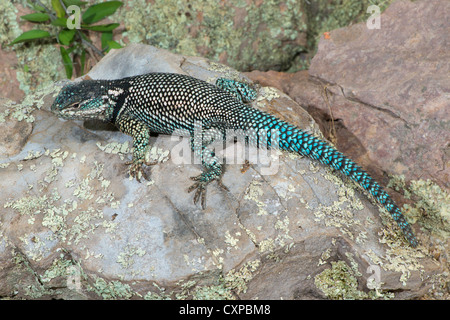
[{"xmin": 251, "ymin": 114, "xmax": 418, "ymax": 247}]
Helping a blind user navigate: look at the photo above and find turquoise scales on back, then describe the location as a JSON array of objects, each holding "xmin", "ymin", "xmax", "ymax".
[{"xmin": 51, "ymin": 72, "xmax": 418, "ymax": 247}]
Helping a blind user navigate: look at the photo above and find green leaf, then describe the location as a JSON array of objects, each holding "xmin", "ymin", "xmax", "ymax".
[
  {"xmin": 82, "ymin": 23, "xmax": 119, "ymax": 32},
  {"xmin": 63, "ymin": 0, "xmax": 87, "ymax": 6},
  {"xmin": 51, "ymin": 0, "xmax": 66, "ymax": 18},
  {"xmin": 31, "ymin": 4, "xmax": 46, "ymax": 12},
  {"xmin": 9, "ymin": 30, "xmax": 52, "ymax": 45},
  {"xmin": 101, "ymin": 31, "xmax": 113, "ymax": 50},
  {"xmin": 82, "ymin": 1, "xmax": 123, "ymax": 25},
  {"xmin": 58, "ymin": 29, "xmax": 76, "ymax": 45},
  {"xmin": 101, "ymin": 31, "xmax": 122, "ymax": 53},
  {"xmin": 21, "ymin": 13, "xmax": 50, "ymax": 22},
  {"xmin": 65, "ymin": 46, "xmax": 76, "ymax": 55},
  {"xmin": 107, "ymin": 40, "xmax": 122, "ymax": 50},
  {"xmin": 60, "ymin": 46, "xmax": 73, "ymax": 79},
  {"xmin": 51, "ymin": 17, "xmax": 68, "ymax": 27}
]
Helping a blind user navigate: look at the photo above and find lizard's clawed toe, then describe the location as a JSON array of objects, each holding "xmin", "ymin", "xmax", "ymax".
[
  {"xmin": 188, "ymin": 181, "xmax": 207, "ymax": 209},
  {"xmin": 127, "ymin": 160, "xmax": 147, "ymax": 182}
]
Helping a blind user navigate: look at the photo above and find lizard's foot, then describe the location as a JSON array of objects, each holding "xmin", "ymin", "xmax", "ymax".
[
  {"xmin": 188, "ymin": 166, "xmax": 226, "ymax": 209},
  {"xmin": 187, "ymin": 180, "xmax": 208, "ymax": 210},
  {"xmin": 126, "ymin": 159, "xmax": 146, "ymax": 182},
  {"xmin": 126, "ymin": 159, "xmax": 159, "ymax": 182}
]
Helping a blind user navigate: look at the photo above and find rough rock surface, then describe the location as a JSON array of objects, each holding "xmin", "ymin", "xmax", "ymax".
[
  {"xmin": 0, "ymin": 44, "xmax": 443, "ymax": 300},
  {"xmin": 245, "ymin": 0, "xmax": 449, "ymax": 265},
  {"xmin": 116, "ymin": 0, "xmax": 307, "ymax": 72},
  {"xmin": 249, "ymin": 0, "xmax": 449, "ymax": 190},
  {"xmin": 308, "ymin": 0, "xmax": 449, "ymax": 190}
]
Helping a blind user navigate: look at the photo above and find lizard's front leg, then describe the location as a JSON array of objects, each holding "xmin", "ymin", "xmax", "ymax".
[{"xmin": 116, "ymin": 113, "xmax": 154, "ymax": 181}]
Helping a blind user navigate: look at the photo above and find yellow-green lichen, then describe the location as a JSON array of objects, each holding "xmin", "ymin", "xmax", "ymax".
[
  {"xmin": 3, "ymin": 0, "xmax": 64, "ymax": 94},
  {"xmin": 168, "ymin": 278, "xmax": 235, "ymax": 300},
  {"xmin": 367, "ymin": 241, "xmax": 426, "ymax": 286},
  {"xmin": 192, "ymin": 282, "xmax": 235, "ymax": 300},
  {"xmin": 223, "ymin": 259, "xmax": 260, "ymax": 294},
  {"xmin": 237, "ymin": 221, "xmax": 257, "ymax": 247},
  {"xmin": 244, "ymin": 180, "xmax": 268, "ymax": 216},
  {"xmin": 117, "ymin": 0, "xmax": 307, "ymax": 71},
  {"xmin": 97, "ymin": 141, "xmax": 170, "ymax": 165},
  {"xmin": 0, "ymin": 84, "xmax": 58, "ymax": 124},
  {"xmin": 144, "ymin": 282, "xmax": 173, "ymax": 300},
  {"xmin": 207, "ymin": 61, "xmax": 241, "ymax": 79},
  {"xmin": 318, "ymin": 248, "xmax": 332, "ymax": 266},
  {"xmin": 255, "ymin": 87, "xmax": 280, "ymax": 106},
  {"xmin": 258, "ymin": 238, "xmax": 275, "ymax": 253},
  {"xmin": 9, "ymin": 248, "xmax": 69, "ymax": 299},
  {"xmin": 117, "ymin": 245, "xmax": 147, "ymax": 269},
  {"xmin": 4, "ymin": 194, "xmax": 47, "ymax": 225},
  {"xmin": 88, "ymin": 277, "xmax": 134, "ymax": 300},
  {"xmin": 5, "ymin": 146, "xmax": 122, "ymax": 251},
  {"xmin": 224, "ymin": 230, "xmax": 241, "ymax": 250},
  {"xmin": 40, "ymin": 254, "xmax": 79, "ymax": 284},
  {"xmin": 388, "ymin": 175, "xmax": 449, "ymax": 240},
  {"xmin": 314, "ymin": 260, "xmax": 368, "ymax": 300},
  {"xmin": 0, "ymin": 1, "xmax": 21, "ymax": 45},
  {"xmin": 311, "ymin": 169, "xmax": 366, "ymax": 242},
  {"xmin": 144, "ymin": 291, "xmax": 172, "ymax": 300},
  {"xmin": 96, "ymin": 141, "xmax": 130, "ymax": 161},
  {"xmin": 271, "ymin": 216, "xmax": 294, "ymax": 251}
]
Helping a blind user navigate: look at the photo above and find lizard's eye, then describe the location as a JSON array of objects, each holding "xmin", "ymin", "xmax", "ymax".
[{"xmin": 69, "ymin": 102, "xmax": 80, "ymax": 109}]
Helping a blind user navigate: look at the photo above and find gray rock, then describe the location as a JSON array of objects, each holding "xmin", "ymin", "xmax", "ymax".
[{"xmin": 0, "ymin": 44, "xmax": 439, "ymax": 300}]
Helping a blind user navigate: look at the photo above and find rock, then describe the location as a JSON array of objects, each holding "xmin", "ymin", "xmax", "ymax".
[
  {"xmin": 0, "ymin": 99, "xmax": 33, "ymax": 158},
  {"xmin": 0, "ymin": 44, "xmax": 443, "ymax": 300},
  {"xmin": 245, "ymin": 69, "xmax": 396, "ymax": 189},
  {"xmin": 117, "ymin": 0, "xmax": 307, "ymax": 72},
  {"xmin": 308, "ymin": 0, "xmax": 450, "ymax": 190},
  {"xmin": 245, "ymin": 0, "xmax": 450, "ymax": 257}
]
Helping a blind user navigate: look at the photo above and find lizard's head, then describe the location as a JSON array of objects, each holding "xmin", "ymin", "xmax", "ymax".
[{"xmin": 51, "ymin": 80, "xmax": 114, "ymax": 121}]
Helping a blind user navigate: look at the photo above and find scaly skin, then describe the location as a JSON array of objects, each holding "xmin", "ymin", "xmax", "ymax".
[{"xmin": 51, "ymin": 73, "xmax": 418, "ymax": 247}]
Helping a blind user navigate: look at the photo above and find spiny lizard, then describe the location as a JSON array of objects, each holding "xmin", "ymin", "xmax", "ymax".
[{"xmin": 51, "ymin": 72, "xmax": 418, "ymax": 247}]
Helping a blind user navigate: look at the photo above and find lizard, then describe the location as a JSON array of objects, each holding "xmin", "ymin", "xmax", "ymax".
[{"xmin": 51, "ymin": 72, "xmax": 418, "ymax": 247}]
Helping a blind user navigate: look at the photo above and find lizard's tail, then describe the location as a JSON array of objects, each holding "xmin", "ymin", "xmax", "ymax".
[{"xmin": 251, "ymin": 115, "xmax": 418, "ymax": 247}]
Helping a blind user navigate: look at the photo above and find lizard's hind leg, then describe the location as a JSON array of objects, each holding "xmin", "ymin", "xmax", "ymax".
[
  {"xmin": 215, "ymin": 78, "xmax": 258, "ymax": 104},
  {"xmin": 188, "ymin": 122, "xmax": 228, "ymax": 209}
]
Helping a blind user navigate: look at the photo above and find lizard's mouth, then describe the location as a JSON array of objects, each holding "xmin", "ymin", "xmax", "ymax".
[
  {"xmin": 58, "ymin": 102, "xmax": 82, "ymax": 118},
  {"xmin": 57, "ymin": 102, "xmax": 80, "ymax": 114},
  {"xmin": 58, "ymin": 99, "xmax": 109, "ymax": 120}
]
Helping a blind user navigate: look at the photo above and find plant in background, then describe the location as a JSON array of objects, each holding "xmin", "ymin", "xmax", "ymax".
[{"xmin": 10, "ymin": 0, "xmax": 123, "ymax": 78}]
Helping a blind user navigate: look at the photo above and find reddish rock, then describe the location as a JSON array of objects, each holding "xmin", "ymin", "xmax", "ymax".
[
  {"xmin": 248, "ymin": 0, "xmax": 449, "ymax": 193},
  {"xmin": 308, "ymin": 0, "xmax": 449, "ymax": 190}
]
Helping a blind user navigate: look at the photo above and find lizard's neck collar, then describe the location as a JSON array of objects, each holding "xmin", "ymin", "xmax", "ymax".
[{"xmin": 106, "ymin": 86, "xmax": 128, "ymax": 123}]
